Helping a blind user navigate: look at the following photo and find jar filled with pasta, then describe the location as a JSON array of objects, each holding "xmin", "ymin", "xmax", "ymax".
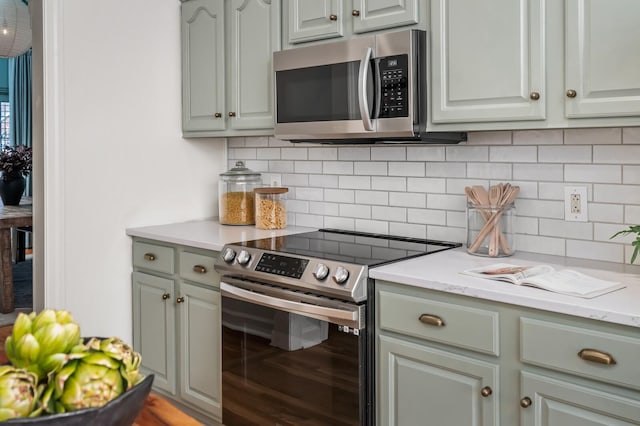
[
  {"xmin": 219, "ymin": 161, "xmax": 262, "ymax": 225},
  {"xmin": 254, "ymin": 187, "xmax": 288, "ymax": 229}
]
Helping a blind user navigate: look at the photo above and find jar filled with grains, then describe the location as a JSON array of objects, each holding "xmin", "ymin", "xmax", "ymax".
[
  {"xmin": 219, "ymin": 161, "xmax": 262, "ymax": 225},
  {"xmin": 255, "ymin": 187, "xmax": 288, "ymax": 229}
]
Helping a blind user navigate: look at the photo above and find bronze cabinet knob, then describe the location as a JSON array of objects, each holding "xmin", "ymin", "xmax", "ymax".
[
  {"xmin": 566, "ymin": 89, "xmax": 577, "ymax": 98},
  {"xmin": 329, "ymin": 14, "xmax": 337, "ymax": 21},
  {"xmin": 214, "ymin": 112, "xmax": 222, "ymax": 118},
  {"xmin": 480, "ymin": 386, "xmax": 492, "ymax": 397},
  {"xmin": 352, "ymin": 10, "xmax": 360, "ymax": 16},
  {"xmin": 228, "ymin": 112, "xmax": 236, "ymax": 117},
  {"xmin": 162, "ymin": 292, "xmax": 170, "ymax": 300},
  {"xmin": 143, "ymin": 253, "xmax": 156, "ymax": 261},
  {"xmin": 520, "ymin": 397, "xmax": 532, "ymax": 408},
  {"xmin": 530, "ymin": 91, "xmax": 540, "ymax": 100},
  {"xmin": 176, "ymin": 296, "xmax": 185, "ymax": 304}
]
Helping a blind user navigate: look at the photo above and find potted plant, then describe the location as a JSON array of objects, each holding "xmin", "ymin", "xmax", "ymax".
[
  {"xmin": 610, "ymin": 225, "xmax": 640, "ymax": 264},
  {"xmin": 0, "ymin": 144, "xmax": 32, "ymax": 205}
]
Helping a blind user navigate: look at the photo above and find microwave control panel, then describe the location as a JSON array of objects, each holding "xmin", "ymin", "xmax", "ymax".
[{"xmin": 379, "ymin": 55, "xmax": 409, "ymax": 118}]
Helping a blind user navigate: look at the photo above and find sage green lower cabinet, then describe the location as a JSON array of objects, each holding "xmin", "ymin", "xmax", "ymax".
[
  {"xmin": 376, "ymin": 280, "xmax": 640, "ymax": 426},
  {"xmin": 132, "ymin": 238, "xmax": 221, "ymax": 424}
]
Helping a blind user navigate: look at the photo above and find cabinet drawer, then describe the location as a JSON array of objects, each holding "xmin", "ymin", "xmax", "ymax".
[
  {"xmin": 378, "ymin": 290, "xmax": 499, "ymax": 356},
  {"xmin": 179, "ymin": 251, "xmax": 220, "ymax": 287},
  {"xmin": 133, "ymin": 242, "xmax": 175, "ymax": 275},
  {"xmin": 521, "ymin": 317, "xmax": 640, "ymax": 391}
]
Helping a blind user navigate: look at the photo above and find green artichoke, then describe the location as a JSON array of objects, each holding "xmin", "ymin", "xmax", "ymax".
[
  {"xmin": 0, "ymin": 365, "xmax": 43, "ymax": 420},
  {"xmin": 4, "ymin": 310, "xmax": 82, "ymax": 380},
  {"xmin": 41, "ymin": 337, "xmax": 143, "ymax": 413}
]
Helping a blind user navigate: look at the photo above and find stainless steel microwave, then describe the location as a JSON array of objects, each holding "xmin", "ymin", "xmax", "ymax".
[{"xmin": 273, "ymin": 29, "xmax": 466, "ymax": 144}]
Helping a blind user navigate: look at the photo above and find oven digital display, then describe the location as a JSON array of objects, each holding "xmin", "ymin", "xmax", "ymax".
[{"xmin": 255, "ymin": 253, "xmax": 309, "ymax": 279}]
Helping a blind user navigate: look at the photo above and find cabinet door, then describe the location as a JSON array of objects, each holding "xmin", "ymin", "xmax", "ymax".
[
  {"xmin": 132, "ymin": 272, "xmax": 176, "ymax": 395},
  {"xmin": 378, "ymin": 335, "xmax": 499, "ymax": 426},
  {"xmin": 565, "ymin": 0, "xmax": 640, "ymax": 118},
  {"xmin": 181, "ymin": 0, "xmax": 226, "ymax": 132},
  {"xmin": 288, "ymin": 0, "xmax": 343, "ymax": 43},
  {"xmin": 227, "ymin": 0, "xmax": 281, "ymax": 130},
  {"xmin": 352, "ymin": 0, "xmax": 419, "ymax": 34},
  {"xmin": 178, "ymin": 282, "xmax": 222, "ymax": 419},
  {"xmin": 430, "ymin": 0, "xmax": 545, "ymax": 123},
  {"xmin": 521, "ymin": 372, "xmax": 640, "ymax": 425}
]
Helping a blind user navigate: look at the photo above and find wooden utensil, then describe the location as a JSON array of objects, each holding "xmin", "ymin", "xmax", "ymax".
[
  {"xmin": 465, "ymin": 185, "xmax": 512, "ymax": 255},
  {"xmin": 488, "ymin": 185, "xmax": 502, "ymax": 256},
  {"xmin": 469, "ymin": 186, "xmax": 519, "ymax": 253}
]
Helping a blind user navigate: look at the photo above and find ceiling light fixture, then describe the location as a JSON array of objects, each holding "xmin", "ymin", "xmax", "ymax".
[{"xmin": 0, "ymin": 0, "xmax": 31, "ymax": 58}]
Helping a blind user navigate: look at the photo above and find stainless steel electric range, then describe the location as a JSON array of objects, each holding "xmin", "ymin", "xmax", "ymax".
[{"xmin": 214, "ymin": 229, "xmax": 461, "ymax": 426}]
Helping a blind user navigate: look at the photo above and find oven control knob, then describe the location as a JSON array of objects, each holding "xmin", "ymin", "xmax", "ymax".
[
  {"xmin": 312, "ymin": 263, "xmax": 330, "ymax": 281},
  {"xmin": 332, "ymin": 266, "xmax": 349, "ymax": 285},
  {"xmin": 221, "ymin": 247, "xmax": 236, "ymax": 263},
  {"xmin": 236, "ymin": 250, "xmax": 251, "ymax": 266}
]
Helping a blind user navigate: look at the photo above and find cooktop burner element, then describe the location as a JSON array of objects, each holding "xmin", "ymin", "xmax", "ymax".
[{"xmin": 215, "ymin": 229, "xmax": 461, "ymax": 303}]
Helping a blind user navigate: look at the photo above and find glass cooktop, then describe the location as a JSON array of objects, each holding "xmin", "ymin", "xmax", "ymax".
[{"xmin": 235, "ymin": 228, "xmax": 462, "ymax": 267}]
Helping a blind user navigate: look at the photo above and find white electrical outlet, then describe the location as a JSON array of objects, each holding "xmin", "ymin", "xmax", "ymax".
[
  {"xmin": 564, "ymin": 186, "xmax": 588, "ymax": 221},
  {"xmin": 262, "ymin": 173, "xmax": 282, "ymax": 187}
]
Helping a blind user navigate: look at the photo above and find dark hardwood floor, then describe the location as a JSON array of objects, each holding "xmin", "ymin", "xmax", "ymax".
[{"xmin": 0, "ymin": 325, "xmax": 202, "ymax": 426}]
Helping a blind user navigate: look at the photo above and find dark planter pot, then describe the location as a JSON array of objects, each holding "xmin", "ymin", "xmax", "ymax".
[
  {"xmin": 5, "ymin": 374, "xmax": 154, "ymax": 425},
  {"xmin": 0, "ymin": 177, "xmax": 26, "ymax": 205}
]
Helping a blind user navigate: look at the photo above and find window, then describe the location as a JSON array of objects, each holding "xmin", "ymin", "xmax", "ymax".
[{"xmin": 0, "ymin": 102, "xmax": 9, "ymax": 147}]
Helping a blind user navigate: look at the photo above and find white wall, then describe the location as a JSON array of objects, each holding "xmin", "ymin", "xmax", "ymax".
[{"xmin": 40, "ymin": 0, "xmax": 226, "ymax": 341}]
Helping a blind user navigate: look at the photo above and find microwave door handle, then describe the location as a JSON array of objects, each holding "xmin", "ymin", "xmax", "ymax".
[{"xmin": 358, "ymin": 47, "xmax": 374, "ymax": 131}]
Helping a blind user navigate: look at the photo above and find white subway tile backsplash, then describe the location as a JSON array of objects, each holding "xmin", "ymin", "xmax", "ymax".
[
  {"xmin": 389, "ymin": 162, "xmax": 425, "ymax": 177},
  {"xmin": 513, "ymin": 164, "xmax": 563, "ymax": 181},
  {"xmin": 407, "ymin": 177, "xmax": 446, "ymax": 193},
  {"xmin": 372, "ymin": 147, "xmax": 406, "ymax": 161},
  {"xmin": 539, "ymin": 219, "xmax": 593, "ymax": 240},
  {"xmin": 538, "ymin": 146, "xmax": 591, "ymax": 163},
  {"xmin": 338, "ymin": 147, "xmax": 371, "ymax": 161},
  {"xmin": 513, "ymin": 129, "xmax": 563, "ymax": 145},
  {"xmin": 446, "ymin": 146, "xmax": 489, "ymax": 162},
  {"xmin": 356, "ymin": 190, "xmax": 389, "ymax": 206},
  {"xmin": 323, "ymin": 161, "xmax": 354, "ymax": 175},
  {"xmin": 408, "ymin": 208, "xmax": 446, "ymax": 225},
  {"xmin": 490, "ymin": 146, "xmax": 538, "ymax": 163},
  {"xmin": 593, "ymin": 145, "xmax": 640, "ymax": 163},
  {"xmin": 467, "ymin": 163, "xmax": 512, "ymax": 179},
  {"xmin": 566, "ymin": 240, "xmax": 623, "ymax": 263},
  {"xmin": 230, "ymin": 127, "xmax": 639, "ymax": 264},
  {"xmin": 390, "ymin": 192, "xmax": 426, "ymax": 208},
  {"xmin": 564, "ymin": 128, "xmax": 621, "ymax": 145},
  {"xmin": 354, "ymin": 161, "xmax": 387, "ymax": 176},
  {"xmin": 565, "ymin": 165, "xmax": 621, "ymax": 183},
  {"xmin": 372, "ymin": 206, "xmax": 406, "ymax": 222},
  {"xmin": 325, "ymin": 189, "xmax": 354, "ymax": 203},
  {"xmin": 371, "ymin": 176, "xmax": 406, "ymax": 191},
  {"xmin": 623, "ymin": 165, "xmax": 640, "ymax": 184},
  {"xmin": 406, "ymin": 146, "xmax": 445, "ymax": 161},
  {"xmin": 339, "ymin": 175, "xmax": 371, "ymax": 190},
  {"xmin": 593, "ymin": 184, "xmax": 640, "ymax": 204}
]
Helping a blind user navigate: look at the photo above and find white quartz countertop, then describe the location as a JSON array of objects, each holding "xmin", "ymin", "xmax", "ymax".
[
  {"xmin": 126, "ymin": 219, "xmax": 316, "ymax": 251},
  {"xmin": 370, "ymin": 247, "xmax": 640, "ymax": 328}
]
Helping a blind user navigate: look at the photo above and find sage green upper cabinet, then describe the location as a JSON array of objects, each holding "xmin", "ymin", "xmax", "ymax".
[
  {"xmin": 564, "ymin": 0, "xmax": 640, "ymax": 119},
  {"xmin": 181, "ymin": 0, "xmax": 226, "ymax": 133},
  {"xmin": 181, "ymin": 0, "xmax": 281, "ymax": 137},
  {"xmin": 287, "ymin": 0, "xmax": 343, "ymax": 44},
  {"xmin": 430, "ymin": 0, "xmax": 545, "ymax": 124},
  {"xmin": 429, "ymin": 0, "xmax": 640, "ymax": 131},
  {"xmin": 284, "ymin": 0, "xmax": 423, "ymax": 47}
]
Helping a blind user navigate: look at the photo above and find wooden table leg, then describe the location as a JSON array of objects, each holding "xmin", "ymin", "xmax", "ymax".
[{"xmin": 0, "ymin": 228, "xmax": 14, "ymax": 313}]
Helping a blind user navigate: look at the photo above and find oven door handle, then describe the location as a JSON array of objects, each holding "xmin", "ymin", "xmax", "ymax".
[
  {"xmin": 221, "ymin": 282, "xmax": 362, "ymax": 329},
  {"xmin": 358, "ymin": 47, "xmax": 374, "ymax": 131}
]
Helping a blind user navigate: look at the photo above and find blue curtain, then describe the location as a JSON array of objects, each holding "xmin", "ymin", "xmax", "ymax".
[{"xmin": 8, "ymin": 49, "xmax": 32, "ymax": 196}]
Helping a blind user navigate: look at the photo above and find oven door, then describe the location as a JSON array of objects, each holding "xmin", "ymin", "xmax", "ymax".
[{"xmin": 220, "ymin": 278, "xmax": 370, "ymax": 426}]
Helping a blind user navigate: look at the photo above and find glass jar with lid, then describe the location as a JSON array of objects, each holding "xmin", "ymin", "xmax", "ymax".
[
  {"xmin": 255, "ymin": 187, "xmax": 288, "ymax": 229},
  {"xmin": 219, "ymin": 161, "xmax": 262, "ymax": 225}
]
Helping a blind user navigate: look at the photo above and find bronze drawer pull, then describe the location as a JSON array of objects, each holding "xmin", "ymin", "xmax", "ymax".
[
  {"xmin": 143, "ymin": 253, "xmax": 156, "ymax": 261},
  {"xmin": 176, "ymin": 296, "xmax": 185, "ymax": 304},
  {"xmin": 578, "ymin": 348, "xmax": 617, "ymax": 365},
  {"xmin": 520, "ymin": 397, "xmax": 532, "ymax": 408},
  {"xmin": 480, "ymin": 386, "xmax": 492, "ymax": 397},
  {"xmin": 419, "ymin": 314, "xmax": 445, "ymax": 327},
  {"xmin": 193, "ymin": 265, "xmax": 207, "ymax": 274},
  {"xmin": 162, "ymin": 292, "xmax": 170, "ymax": 300}
]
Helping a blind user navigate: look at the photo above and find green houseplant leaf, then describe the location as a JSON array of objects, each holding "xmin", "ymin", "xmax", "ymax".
[{"xmin": 610, "ymin": 225, "xmax": 640, "ymax": 264}]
